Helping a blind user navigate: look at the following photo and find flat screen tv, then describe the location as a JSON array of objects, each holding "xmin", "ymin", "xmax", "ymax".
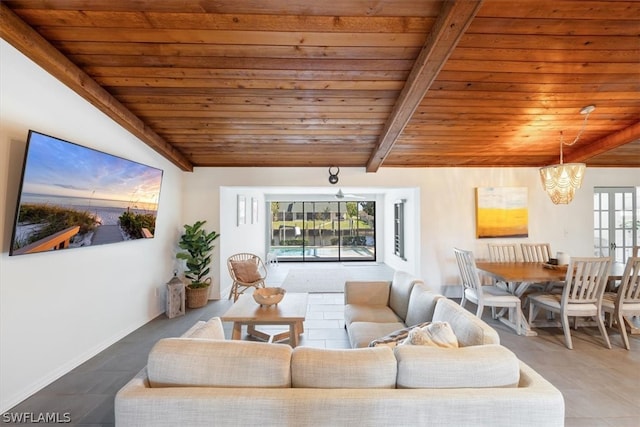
[{"xmin": 9, "ymin": 130, "xmax": 164, "ymax": 255}]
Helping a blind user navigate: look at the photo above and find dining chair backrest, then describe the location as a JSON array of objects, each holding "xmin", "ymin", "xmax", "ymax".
[
  {"xmin": 521, "ymin": 243, "xmax": 552, "ymax": 263},
  {"xmin": 562, "ymin": 257, "xmax": 611, "ymax": 304},
  {"xmin": 488, "ymin": 243, "xmax": 520, "ymax": 262},
  {"xmin": 600, "ymin": 256, "xmax": 640, "ymax": 350},
  {"xmin": 616, "ymin": 256, "xmax": 640, "ymax": 305},
  {"xmin": 453, "ymin": 248, "xmax": 483, "ymax": 295}
]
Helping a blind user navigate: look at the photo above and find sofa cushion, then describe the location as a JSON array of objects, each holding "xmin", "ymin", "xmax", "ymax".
[
  {"xmin": 369, "ymin": 321, "xmax": 431, "ymax": 348},
  {"xmin": 345, "ymin": 304, "xmax": 402, "ymax": 325},
  {"xmin": 404, "ymin": 283, "xmax": 442, "ymax": 326},
  {"xmin": 344, "ymin": 280, "xmax": 391, "ymax": 305},
  {"xmin": 402, "ymin": 322, "xmax": 459, "ymax": 348},
  {"xmin": 147, "ymin": 338, "xmax": 292, "ymax": 388},
  {"xmin": 182, "ymin": 317, "xmax": 225, "ymax": 340},
  {"xmin": 291, "ymin": 347, "xmax": 396, "ymax": 389},
  {"xmin": 432, "ymin": 298, "xmax": 500, "ymax": 346},
  {"xmin": 347, "ymin": 321, "xmax": 406, "ymax": 348},
  {"xmin": 388, "ymin": 271, "xmax": 422, "ymax": 321},
  {"xmin": 395, "ymin": 344, "xmax": 520, "ymax": 389}
]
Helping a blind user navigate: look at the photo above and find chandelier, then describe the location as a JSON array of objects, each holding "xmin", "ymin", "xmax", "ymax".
[{"xmin": 539, "ymin": 105, "xmax": 595, "ymax": 204}]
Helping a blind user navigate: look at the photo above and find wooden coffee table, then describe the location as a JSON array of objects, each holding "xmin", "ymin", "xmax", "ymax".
[{"xmin": 221, "ymin": 292, "xmax": 308, "ymax": 347}]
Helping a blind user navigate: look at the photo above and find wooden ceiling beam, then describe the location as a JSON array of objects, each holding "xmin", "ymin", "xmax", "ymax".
[
  {"xmin": 564, "ymin": 121, "xmax": 640, "ymax": 163},
  {"xmin": 0, "ymin": 3, "xmax": 193, "ymax": 172},
  {"xmin": 366, "ymin": 0, "xmax": 484, "ymax": 172}
]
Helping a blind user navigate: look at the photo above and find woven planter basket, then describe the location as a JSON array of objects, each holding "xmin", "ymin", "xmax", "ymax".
[{"xmin": 185, "ymin": 285, "xmax": 210, "ymax": 308}]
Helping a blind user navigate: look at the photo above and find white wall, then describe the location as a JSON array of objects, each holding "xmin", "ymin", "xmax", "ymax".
[
  {"xmin": 0, "ymin": 41, "xmax": 184, "ymax": 411},
  {"xmin": 184, "ymin": 167, "xmax": 639, "ymax": 298}
]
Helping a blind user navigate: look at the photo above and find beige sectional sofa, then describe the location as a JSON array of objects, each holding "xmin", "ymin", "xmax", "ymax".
[
  {"xmin": 115, "ymin": 304, "xmax": 565, "ymax": 426},
  {"xmin": 345, "ymin": 270, "xmax": 500, "ymax": 348}
]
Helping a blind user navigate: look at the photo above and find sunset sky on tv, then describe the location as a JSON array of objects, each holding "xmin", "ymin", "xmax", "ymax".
[{"xmin": 22, "ymin": 131, "xmax": 163, "ymax": 209}]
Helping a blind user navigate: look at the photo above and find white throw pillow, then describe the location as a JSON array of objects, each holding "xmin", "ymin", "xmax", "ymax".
[{"xmin": 402, "ymin": 321, "xmax": 459, "ymax": 348}]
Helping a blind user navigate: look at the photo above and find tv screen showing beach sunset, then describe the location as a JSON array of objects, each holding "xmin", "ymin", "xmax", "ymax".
[{"xmin": 9, "ymin": 130, "xmax": 163, "ymax": 256}]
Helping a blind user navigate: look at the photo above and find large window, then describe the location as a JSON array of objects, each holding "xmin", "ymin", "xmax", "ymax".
[{"xmin": 269, "ymin": 201, "xmax": 376, "ymax": 262}]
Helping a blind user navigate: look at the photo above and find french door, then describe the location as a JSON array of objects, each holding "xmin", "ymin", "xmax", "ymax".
[{"xmin": 593, "ymin": 187, "xmax": 638, "ymax": 262}]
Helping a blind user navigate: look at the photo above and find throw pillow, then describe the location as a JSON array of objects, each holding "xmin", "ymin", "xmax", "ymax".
[
  {"xmin": 231, "ymin": 259, "xmax": 261, "ymax": 282},
  {"xmin": 402, "ymin": 321, "xmax": 459, "ymax": 348},
  {"xmin": 369, "ymin": 321, "xmax": 431, "ymax": 348}
]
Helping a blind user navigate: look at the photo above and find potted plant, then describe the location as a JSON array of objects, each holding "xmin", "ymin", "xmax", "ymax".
[{"xmin": 176, "ymin": 220, "xmax": 220, "ymax": 308}]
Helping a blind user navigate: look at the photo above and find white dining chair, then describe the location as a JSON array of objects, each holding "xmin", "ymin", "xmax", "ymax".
[
  {"xmin": 521, "ymin": 243, "xmax": 552, "ymax": 263},
  {"xmin": 488, "ymin": 243, "xmax": 521, "ymax": 262},
  {"xmin": 487, "ymin": 243, "xmax": 520, "ymax": 289},
  {"xmin": 602, "ymin": 256, "xmax": 640, "ymax": 350},
  {"xmin": 454, "ymin": 248, "xmax": 522, "ymax": 335},
  {"xmin": 522, "ymin": 243, "xmax": 559, "ymax": 292},
  {"xmin": 528, "ymin": 257, "xmax": 612, "ymax": 350}
]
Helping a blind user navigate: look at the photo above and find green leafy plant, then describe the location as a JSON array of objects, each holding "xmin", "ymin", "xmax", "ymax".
[{"xmin": 176, "ymin": 220, "xmax": 220, "ymax": 288}]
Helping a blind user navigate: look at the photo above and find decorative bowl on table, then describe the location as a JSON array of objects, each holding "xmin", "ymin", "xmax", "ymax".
[{"xmin": 253, "ymin": 287, "xmax": 286, "ymax": 306}]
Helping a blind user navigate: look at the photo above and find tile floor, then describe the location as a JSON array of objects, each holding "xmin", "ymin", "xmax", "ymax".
[{"xmin": 3, "ymin": 262, "xmax": 639, "ymax": 426}]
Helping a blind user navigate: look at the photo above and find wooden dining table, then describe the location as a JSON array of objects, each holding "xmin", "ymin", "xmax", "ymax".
[
  {"xmin": 475, "ymin": 262, "xmax": 564, "ymax": 336},
  {"xmin": 475, "ymin": 261, "xmax": 629, "ymax": 337}
]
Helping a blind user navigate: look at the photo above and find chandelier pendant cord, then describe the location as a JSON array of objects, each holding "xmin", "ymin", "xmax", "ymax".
[{"xmin": 559, "ymin": 107, "xmax": 593, "ymax": 165}]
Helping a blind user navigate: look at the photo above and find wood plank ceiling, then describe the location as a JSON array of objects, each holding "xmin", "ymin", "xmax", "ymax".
[{"xmin": 1, "ymin": 0, "xmax": 639, "ymax": 172}]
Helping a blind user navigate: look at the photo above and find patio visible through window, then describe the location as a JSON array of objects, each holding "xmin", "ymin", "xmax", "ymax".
[{"xmin": 269, "ymin": 201, "xmax": 376, "ymax": 262}]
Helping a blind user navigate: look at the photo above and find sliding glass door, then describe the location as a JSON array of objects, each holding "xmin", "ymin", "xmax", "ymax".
[{"xmin": 269, "ymin": 200, "xmax": 375, "ymax": 262}]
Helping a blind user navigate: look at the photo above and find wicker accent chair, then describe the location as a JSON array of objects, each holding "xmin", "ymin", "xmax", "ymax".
[{"xmin": 227, "ymin": 253, "xmax": 267, "ymax": 302}]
